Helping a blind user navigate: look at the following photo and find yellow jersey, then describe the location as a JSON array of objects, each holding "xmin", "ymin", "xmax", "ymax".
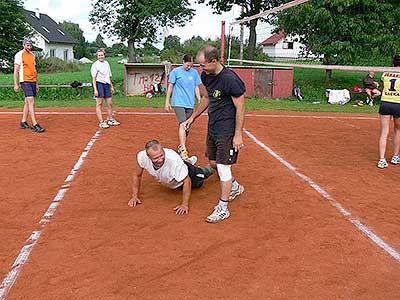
[{"xmin": 381, "ymin": 71, "xmax": 400, "ymax": 103}]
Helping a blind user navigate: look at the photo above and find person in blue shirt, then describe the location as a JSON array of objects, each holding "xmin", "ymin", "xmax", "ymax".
[{"xmin": 165, "ymin": 54, "xmax": 202, "ymax": 163}]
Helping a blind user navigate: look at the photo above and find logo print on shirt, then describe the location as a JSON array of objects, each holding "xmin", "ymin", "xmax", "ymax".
[
  {"xmin": 188, "ymin": 75, "xmax": 193, "ymax": 80},
  {"xmin": 213, "ymin": 90, "xmax": 221, "ymax": 99}
]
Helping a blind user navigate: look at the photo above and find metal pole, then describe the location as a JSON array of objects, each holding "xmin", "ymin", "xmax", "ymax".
[
  {"xmin": 227, "ymin": 24, "xmax": 233, "ymax": 66},
  {"xmin": 239, "ymin": 7, "xmax": 244, "ymax": 65},
  {"xmin": 220, "ymin": 21, "xmax": 225, "ymax": 64}
]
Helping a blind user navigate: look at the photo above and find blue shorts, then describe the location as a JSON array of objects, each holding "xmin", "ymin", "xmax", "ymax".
[
  {"xmin": 96, "ymin": 82, "xmax": 112, "ymax": 98},
  {"xmin": 21, "ymin": 82, "xmax": 37, "ymax": 97}
]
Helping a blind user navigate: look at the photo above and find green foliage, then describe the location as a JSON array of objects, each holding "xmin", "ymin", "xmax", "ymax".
[
  {"xmin": 199, "ymin": 0, "xmax": 284, "ymax": 59},
  {"xmin": 159, "ymin": 35, "xmax": 269, "ymax": 63},
  {"xmin": 107, "ymin": 43, "xmax": 128, "ymax": 57},
  {"xmin": 61, "ymin": 21, "xmax": 91, "ymax": 59},
  {"xmin": 36, "ymin": 57, "xmax": 80, "ymax": 73},
  {"xmin": 275, "ymin": 0, "xmax": 400, "ymax": 66},
  {"xmin": 163, "ymin": 35, "xmax": 182, "ymax": 51},
  {"xmin": 0, "ymin": 0, "xmax": 31, "ymax": 73},
  {"xmin": 89, "ymin": 0, "xmax": 194, "ymax": 62},
  {"xmin": 95, "ymin": 34, "xmax": 107, "ymax": 49},
  {"xmin": 139, "ymin": 43, "xmax": 161, "ymax": 56}
]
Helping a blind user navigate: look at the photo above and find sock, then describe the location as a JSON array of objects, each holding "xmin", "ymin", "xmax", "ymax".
[
  {"xmin": 218, "ymin": 199, "xmax": 228, "ymax": 209},
  {"xmin": 231, "ymin": 179, "xmax": 239, "ymax": 191}
]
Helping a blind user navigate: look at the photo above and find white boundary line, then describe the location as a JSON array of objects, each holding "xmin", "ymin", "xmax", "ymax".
[
  {"xmin": 244, "ymin": 129, "xmax": 400, "ymax": 263},
  {"xmin": 0, "ymin": 130, "xmax": 101, "ymax": 300},
  {"xmin": 0, "ymin": 111, "xmax": 377, "ymax": 120}
]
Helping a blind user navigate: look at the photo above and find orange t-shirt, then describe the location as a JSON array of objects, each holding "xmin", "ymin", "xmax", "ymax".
[{"xmin": 14, "ymin": 50, "xmax": 37, "ymax": 82}]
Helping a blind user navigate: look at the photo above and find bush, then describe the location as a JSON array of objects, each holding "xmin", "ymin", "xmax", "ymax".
[{"xmin": 37, "ymin": 57, "xmax": 80, "ymax": 73}]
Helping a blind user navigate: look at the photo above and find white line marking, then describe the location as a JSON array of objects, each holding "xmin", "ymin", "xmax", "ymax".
[
  {"xmin": 0, "ymin": 111, "xmax": 377, "ymax": 120},
  {"xmin": 0, "ymin": 130, "xmax": 101, "ymax": 300},
  {"xmin": 244, "ymin": 129, "xmax": 400, "ymax": 263}
]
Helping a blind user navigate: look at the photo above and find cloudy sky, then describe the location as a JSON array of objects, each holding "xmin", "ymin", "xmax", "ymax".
[{"xmin": 23, "ymin": 0, "xmax": 259, "ymax": 48}]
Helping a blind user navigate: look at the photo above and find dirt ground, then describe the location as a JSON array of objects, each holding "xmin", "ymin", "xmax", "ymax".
[{"xmin": 0, "ymin": 108, "xmax": 399, "ymax": 300}]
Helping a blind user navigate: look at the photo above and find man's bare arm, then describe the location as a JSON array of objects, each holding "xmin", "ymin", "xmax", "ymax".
[
  {"xmin": 128, "ymin": 161, "xmax": 144, "ymax": 207},
  {"xmin": 13, "ymin": 64, "xmax": 20, "ymax": 92},
  {"xmin": 173, "ymin": 175, "xmax": 192, "ymax": 215},
  {"xmin": 232, "ymin": 94, "xmax": 245, "ymax": 151}
]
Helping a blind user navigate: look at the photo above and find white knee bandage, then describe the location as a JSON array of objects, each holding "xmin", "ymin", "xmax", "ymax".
[{"xmin": 217, "ymin": 164, "xmax": 232, "ymax": 182}]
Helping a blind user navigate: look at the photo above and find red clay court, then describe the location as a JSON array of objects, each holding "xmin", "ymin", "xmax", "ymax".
[{"xmin": 0, "ymin": 108, "xmax": 399, "ymax": 299}]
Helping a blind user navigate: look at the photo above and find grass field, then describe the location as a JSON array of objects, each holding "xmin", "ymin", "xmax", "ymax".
[{"xmin": 0, "ymin": 57, "xmax": 379, "ymax": 113}]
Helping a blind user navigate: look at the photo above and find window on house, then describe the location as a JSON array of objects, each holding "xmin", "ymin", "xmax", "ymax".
[
  {"xmin": 41, "ymin": 26, "xmax": 50, "ymax": 33},
  {"xmin": 282, "ymin": 41, "xmax": 294, "ymax": 49},
  {"xmin": 64, "ymin": 49, "xmax": 68, "ymax": 61},
  {"xmin": 50, "ymin": 49, "xmax": 56, "ymax": 57},
  {"xmin": 57, "ymin": 29, "xmax": 65, "ymax": 36}
]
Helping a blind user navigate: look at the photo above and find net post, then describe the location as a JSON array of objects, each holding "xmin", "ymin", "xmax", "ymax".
[{"xmin": 221, "ymin": 21, "xmax": 225, "ymax": 64}]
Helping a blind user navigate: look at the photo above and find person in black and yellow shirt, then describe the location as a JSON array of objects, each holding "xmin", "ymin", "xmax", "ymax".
[
  {"xmin": 183, "ymin": 45, "xmax": 246, "ymax": 223},
  {"xmin": 377, "ymin": 55, "xmax": 400, "ymax": 168}
]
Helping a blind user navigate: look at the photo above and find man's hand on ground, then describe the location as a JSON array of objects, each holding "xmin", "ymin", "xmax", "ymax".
[
  {"xmin": 128, "ymin": 196, "xmax": 142, "ymax": 207},
  {"xmin": 174, "ymin": 204, "xmax": 189, "ymax": 215}
]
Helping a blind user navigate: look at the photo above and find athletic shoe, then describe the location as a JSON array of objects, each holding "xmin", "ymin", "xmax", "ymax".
[
  {"xmin": 185, "ymin": 155, "xmax": 197, "ymax": 165},
  {"xmin": 229, "ymin": 184, "xmax": 245, "ymax": 201},
  {"xmin": 178, "ymin": 144, "xmax": 189, "ymax": 160},
  {"xmin": 99, "ymin": 121, "xmax": 110, "ymax": 129},
  {"xmin": 107, "ymin": 119, "xmax": 120, "ymax": 126},
  {"xmin": 369, "ymin": 100, "xmax": 374, "ymax": 106},
  {"xmin": 206, "ymin": 206, "xmax": 230, "ymax": 223},
  {"xmin": 31, "ymin": 123, "xmax": 45, "ymax": 133},
  {"xmin": 20, "ymin": 121, "xmax": 31, "ymax": 129},
  {"xmin": 390, "ymin": 155, "xmax": 400, "ymax": 165},
  {"xmin": 377, "ymin": 159, "xmax": 388, "ymax": 169},
  {"xmin": 199, "ymin": 164, "xmax": 215, "ymax": 179}
]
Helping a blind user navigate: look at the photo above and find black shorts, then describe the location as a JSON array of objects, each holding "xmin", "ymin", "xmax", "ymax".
[
  {"xmin": 379, "ymin": 101, "xmax": 400, "ymax": 118},
  {"xmin": 96, "ymin": 82, "xmax": 112, "ymax": 98},
  {"xmin": 206, "ymin": 135, "xmax": 238, "ymax": 165},
  {"xmin": 184, "ymin": 162, "xmax": 205, "ymax": 189},
  {"xmin": 21, "ymin": 82, "xmax": 37, "ymax": 97}
]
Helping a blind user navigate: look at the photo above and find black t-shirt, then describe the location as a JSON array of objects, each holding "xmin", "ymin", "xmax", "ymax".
[{"xmin": 201, "ymin": 67, "xmax": 246, "ymax": 136}]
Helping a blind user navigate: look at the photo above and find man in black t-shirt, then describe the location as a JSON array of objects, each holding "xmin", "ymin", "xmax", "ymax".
[{"xmin": 183, "ymin": 45, "xmax": 246, "ymax": 223}]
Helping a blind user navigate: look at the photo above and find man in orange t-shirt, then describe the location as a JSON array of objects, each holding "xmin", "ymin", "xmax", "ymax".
[{"xmin": 13, "ymin": 38, "xmax": 45, "ymax": 132}]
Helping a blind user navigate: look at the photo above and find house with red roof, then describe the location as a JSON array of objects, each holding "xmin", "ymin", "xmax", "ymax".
[{"xmin": 260, "ymin": 30, "xmax": 303, "ymax": 60}]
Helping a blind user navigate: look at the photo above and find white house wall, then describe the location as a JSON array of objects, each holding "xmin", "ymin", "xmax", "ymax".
[
  {"xmin": 44, "ymin": 42, "xmax": 74, "ymax": 62},
  {"xmin": 31, "ymin": 34, "xmax": 74, "ymax": 62},
  {"xmin": 263, "ymin": 39, "xmax": 303, "ymax": 59}
]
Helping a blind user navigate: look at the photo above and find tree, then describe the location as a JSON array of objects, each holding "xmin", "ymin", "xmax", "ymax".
[
  {"xmin": 61, "ymin": 21, "xmax": 89, "ymax": 59},
  {"xmin": 163, "ymin": 35, "xmax": 181, "ymax": 51},
  {"xmin": 108, "ymin": 42, "xmax": 128, "ymax": 57},
  {"xmin": 275, "ymin": 0, "xmax": 400, "ymax": 81},
  {"xmin": 0, "ymin": 0, "xmax": 31, "ymax": 72},
  {"xmin": 95, "ymin": 34, "xmax": 107, "ymax": 49},
  {"xmin": 90, "ymin": 0, "xmax": 194, "ymax": 63},
  {"xmin": 198, "ymin": 0, "xmax": 284, "ymax": 60}
]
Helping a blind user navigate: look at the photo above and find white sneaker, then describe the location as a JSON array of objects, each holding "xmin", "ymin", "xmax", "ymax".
[
  {"xmin": 369, "ymin": 100, "xmax": 374, "ymax": 106},
  {"xmin": 99, "ymin": 121, "xmax": 110, "ymax": 128},
  {"xmin": 185, "ymin": 155, "xmax": 197, "ymax": 165},
  {"xmin": 377, "ymin": 159, "xmax": 388, "ymax": 169},
  {"xmin": 206, "ymin": 206, "xmax": 230, "ymax": 223},
  {"xmin": 390, "ymin": 155, "xmax": 400, "ymax": 165},
  {"xmin": 229, "ymin": 185, "xmax": 244, "ymax": 201},
  {"xmin": 107, "ymin": 119, "xmax": 120, "ymax": 126}
]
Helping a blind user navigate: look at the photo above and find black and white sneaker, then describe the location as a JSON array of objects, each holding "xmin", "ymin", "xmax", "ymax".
[
  {"xmin": 32, "ymin": 123, "xmax": 45, "ymax": 133},
  {"xmin": 19, "ymin": 121, "xmax": 31, "ymax": 129},
  {"xmin": 206, "ymin": 205, "xmax": 230, "ymax": 223}
]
